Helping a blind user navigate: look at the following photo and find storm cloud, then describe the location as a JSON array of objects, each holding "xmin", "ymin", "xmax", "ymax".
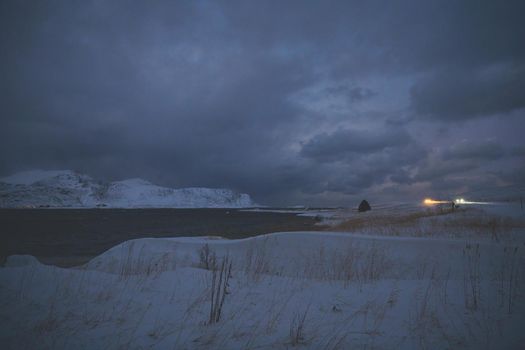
[
  {"xmin": 411, "ymin": 65, "xmax": 525, "ymax": 121},
  {"xmin": 1, "ymin": 0, "xmax": 524, "ymax": 206},
  {"xmin": 300, "ymin": 128, "xmax": 412, "ymax": 162}
]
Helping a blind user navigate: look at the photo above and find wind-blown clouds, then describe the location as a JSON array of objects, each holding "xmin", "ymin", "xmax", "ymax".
[
  {"xmin": 300, "ymin": 128, "xmax": 412, "ymax": 163},
  {"xmin": 411, "ymin": 65, "xmax": 525, "ymax": 121},
  {"xmin": 409, "ymin": 139, "xmax": 525, "ymax": 197},
  {"xmin": 442, "ymin": 140, "xmax": 506, "ymax": 161},
  {"xmin": 0, "ymin": 0, "xmax": 524, "ymax": 206},
  {"xmin": 298, "ymin": 127, "xmax": 426, "ymax": 196}
]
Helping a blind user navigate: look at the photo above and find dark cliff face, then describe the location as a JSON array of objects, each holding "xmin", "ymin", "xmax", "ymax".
[{"xmin": 358, "ymin": 200, "xmax": 371, "ymax": 212}]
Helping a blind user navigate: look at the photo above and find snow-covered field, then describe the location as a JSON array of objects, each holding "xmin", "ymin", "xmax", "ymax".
[
  {"xmin": 1, "ymin": 205, "xmax": 524, "ymax": 349},
  {"xmin": 0, "ymin": 170, "xmax": 256, "ymax": 208}
]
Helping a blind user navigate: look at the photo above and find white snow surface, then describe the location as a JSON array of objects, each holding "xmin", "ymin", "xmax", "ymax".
[
  {"xmin": 2, "ymin": 224, "xmax": 525, "ymax": 349},
  {"xmin": 0, "ymin": 170, "xmax": 256, "ymax": 208}
]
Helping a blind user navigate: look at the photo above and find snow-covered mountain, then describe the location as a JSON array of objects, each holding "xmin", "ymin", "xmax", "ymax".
[
  {"xmin": 0, "ymin": 170, "xmax": 257, "ymax": 208},
  {"xmin": 100, "ymin": 178, "xmax": 255, "ymax": 208}
]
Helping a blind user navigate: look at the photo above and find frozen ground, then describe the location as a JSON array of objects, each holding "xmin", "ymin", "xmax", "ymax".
[{"xmin": 1, "ymin": 204, "xmax": 524, "ymax": 349}]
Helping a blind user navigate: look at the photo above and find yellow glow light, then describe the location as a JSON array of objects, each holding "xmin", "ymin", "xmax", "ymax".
[{"xmin": 423, "ymin": 198, "xmax": 450, "ymax": 205}]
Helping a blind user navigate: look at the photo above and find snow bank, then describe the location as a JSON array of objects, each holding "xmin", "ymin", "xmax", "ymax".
[
  {"xmin": 82, "ymin": 231, "xmax": 511, "ymax": 281},
  {"xmin": 2, "ymin": 230, "xmax": 524, "ymax": 349}
]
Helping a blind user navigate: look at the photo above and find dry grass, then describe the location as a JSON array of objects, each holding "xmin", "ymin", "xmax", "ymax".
[
  {"xmin": 332, "ymin": 206, "xmax": 525, "ymax": 239},
  {"xmin": 289, "ymin": 304, "xmax": 310, "ymax": 346},
  {"xmin": 463, "ymin": 243, "xmax": 481, "ymax": 311},
  {"xmin": 301, "ymin": 242, "xmax": 390, "ymax": 284},
  {"xmin": 199, "ymin": 243, "xmax": 216, "ymax": 270},
  {"xmin": 117, "ymin": 241, "xmax": 177, "ymax": 278},
  {"xmin": 243, "ymin": 238, "xmax": 271, "ymax": 282},
  {"xmin": 332, "ymin": 207, "xmax": 457, "ymax": 232},
  {"xmin": 208, "ymin": 255, "xmax": 232, "ymax": 324},
  {"xmin": 429, "ymin": 214, "xmax": 525, "ymax": 239}
]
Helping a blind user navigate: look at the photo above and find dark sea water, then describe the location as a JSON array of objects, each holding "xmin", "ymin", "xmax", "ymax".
[{"xmin": 0, "ymin": 208, "xmax": 323, "ymax": 267}]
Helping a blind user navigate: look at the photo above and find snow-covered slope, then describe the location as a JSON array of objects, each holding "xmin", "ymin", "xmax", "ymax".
[
  {"xmin": 0, "ymin": 170, "xmax": 100, "ymax": 207},
  {"xmin": 101, "ymin": 178, "xmax": 255, "ymax": 208},
  {"xmin": 0, "ymin": 170, "xmax": 257, "ymax": 208},
  {"xmin": 1, "ymin": 229, "xmax": 524, "ymax": 349}
]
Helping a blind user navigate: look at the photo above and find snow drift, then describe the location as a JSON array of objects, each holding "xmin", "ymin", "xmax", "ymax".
[{"xmin": 1, "ymin": 229, "xmax": 524, "ymax": 349}]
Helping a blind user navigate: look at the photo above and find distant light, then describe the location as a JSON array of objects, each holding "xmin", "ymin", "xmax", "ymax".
[
  {"xmin": 453, "ymin": 198, "xmax": 492, "ymax": 205},
  {"xmin": 423, "ymin": 197, "xmax": 493, "ymax": 206},
  {"xmin": 423, "ymin": 198, "xmax": 449, "ymax": 206}
]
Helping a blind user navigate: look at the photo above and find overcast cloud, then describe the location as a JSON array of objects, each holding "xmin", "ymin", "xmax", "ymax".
[{"xmin": 1, "ymin": 0, "xmax": 524, "ymax": 206}]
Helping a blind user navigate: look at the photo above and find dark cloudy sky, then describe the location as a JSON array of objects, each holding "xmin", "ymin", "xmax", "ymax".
[{"xmin": 1, "ymin": 0, "xmax": 524, "ymax": 206}]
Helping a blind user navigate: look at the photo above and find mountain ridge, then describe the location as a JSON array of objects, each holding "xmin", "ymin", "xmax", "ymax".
[{"xmin": 0, "ymin": 170, "xmax": 257, "ymax": 208}]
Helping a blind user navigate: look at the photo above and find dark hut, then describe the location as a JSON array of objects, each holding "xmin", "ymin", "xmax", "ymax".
[{"xmin": 358, "ymin": 199, "xmax": 371, "ymax": 212}]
